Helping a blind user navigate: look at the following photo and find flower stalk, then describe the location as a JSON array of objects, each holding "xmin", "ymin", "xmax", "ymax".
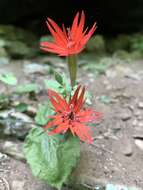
[{"xmin": 68, "ymin": 55, "xmax": 77, "ymax": 88}]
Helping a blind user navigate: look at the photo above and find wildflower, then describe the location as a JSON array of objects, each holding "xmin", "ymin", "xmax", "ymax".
[
  {"xmin": 44, "ymin": 86, "xmax": 101, "ymax": 143},
  {"xmin": 41, "ymin": 11, "xmax": 96, "ymax": 56}
]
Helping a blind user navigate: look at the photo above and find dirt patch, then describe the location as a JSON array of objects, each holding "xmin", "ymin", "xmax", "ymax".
[
  {"xmin": 0, "ymin": 59, "xmax": 143, "ymax": 189},
  {"xmin": 72, "ymin": 61, "xmax": 143, "ymax": 189}
]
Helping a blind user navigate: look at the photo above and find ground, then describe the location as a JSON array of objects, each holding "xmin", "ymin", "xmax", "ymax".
[{"xmin": 0, "ymin": 56, "xmax": 143, "ymax": 190}]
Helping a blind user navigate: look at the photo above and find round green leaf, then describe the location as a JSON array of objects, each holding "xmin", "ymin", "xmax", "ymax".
[{"xmin": 0, "ymin": 73, "xmax": 17, "ymax": 85}]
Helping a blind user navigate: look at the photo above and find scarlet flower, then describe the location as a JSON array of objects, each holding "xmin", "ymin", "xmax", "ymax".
[
  {"xmin": 40, "ymin": 11, "xmax": 96, "ymax": 56},
  {"xmin": 44, "ymin": 86, "xmax": 102, "ymax": 143}
]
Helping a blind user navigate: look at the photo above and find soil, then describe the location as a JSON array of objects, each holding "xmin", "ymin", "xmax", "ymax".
[{"xmin": 0, "ymin": 57, "xmax": 143, "ymax": 190}]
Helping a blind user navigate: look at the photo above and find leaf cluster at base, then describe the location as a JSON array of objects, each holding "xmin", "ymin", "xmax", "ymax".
[{"xmin": 23, "ymin": 127, "xmax": 80, "ymax": 190}]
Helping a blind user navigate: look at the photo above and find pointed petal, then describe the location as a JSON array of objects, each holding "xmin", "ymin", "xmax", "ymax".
[
  {"xmin": 44, "ymin": 115, "xmax": 65, "ymax": 129},
  {"xmin": 82, "ymin": 22, "xmax": 96, "ymax": 45},
  {"xmin": 74, "ymin": 87, "xmax": 85, "ymax": 112},
  {"xmin": 71, "ymin": 12, "xmax": 80, "ymax": 35},
  {"xmin": 73, "ymin": 122, "xmax": 93, "ymax": 143},
  {"xmin": 40, "ymin": 46, "xmax": 67, "ymax": 55},
  {"xmin": 47, "ymin": 18, "xmax": 67, "ymax": 45},
  {"xmin": 44, "ymin": 120, "xmax": 54, "ymax": 129},
  {"xmin": 49, "ymin": 121, "xmax": 69, "ymax": 134},
  {"xmin": 40, "ymin": 41, "xmax": 65, "ymax": 51},
  {"xmin": 69, "ymin": 85, "xmax": 81, "ymax": 105},
  {"xmin": 74, "ymin": 11, "xmax": 85, "ymax": 41},
  {"xmin": 77, "ymin": 109, "xmax": 102, "ymax": 123},
  {"xmin": 48, "ymin": 90, "xmax": 68, "ymax": 110},
  {"xmin": 49, "ymin": 96, "xmax": 63, "ymax": 112}
]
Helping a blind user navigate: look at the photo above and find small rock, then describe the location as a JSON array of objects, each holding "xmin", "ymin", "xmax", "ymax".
[
  {"xmin": 126, "ymin": 104, "xmax": 134, "ymax": 111},
  {"xmin": 0, "ymin": 140, "xmax": 25, "ymax": 161},
  {"xmin": 126, "ymin": 72, "xmax": 143, "ymax": 81},
  {"xmin": 120, "ymin": 109, "xmax": 132, "ymax": 121},
  {"xmin": 132, "ymin": 119, "xmax": 138, "ymax": 127},
  {"xmin": 134, "ymin": 110, "xmax": 142, "ymax": 119},
  {"xmin": 106, "ymin": 184, "xmax": 139, "ymax": 190},
  {"xmin": 27, "ymin": 106, "xmax": 37, "ymax": 116},
  {"xmin": 133, "ymin": 132, "xmax": 143, "ymax": 139},
  {"xmin": 135, "ymin": 139, "xmax": 143, "ymax": 151},
  {"xmin": 138, "ymin": 122, "xmax": 143, "ymax": 128},
  {"xmin": 12, "ymin": 180, "xmax": 25, "ymax": 190},
  {"xmin": 106, "ymin": 69, "xmax": 117, "ymax": 78},
  {"xmin": 0, "ymin": 109, "xmax": 35, "ymax": 138},
  {"xmin": 122, "ymin": 141, "xmax": 133, "ymax": 156},
  {"xmin": 137, "ymin": 102, "xmax": 143, "ymax": 109},
  {"xmin": 0, "ymin": 57, "xmax": 9, "ymax": 65},
  {"xmin": 0, "ymin": 177, "xmax": 10, "ymax": 190},
  {"xmin": 0, "ymin": 152, "xmax": 7, "ymax": 160},
  {"xmin": 23, "ymin": 62, "xmax": 50, "ymax": 74}
]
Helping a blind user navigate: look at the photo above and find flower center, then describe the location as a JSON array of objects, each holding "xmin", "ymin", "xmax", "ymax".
[{"xmin": 68, "ymin": 111, "xmax": 75, "ymax": 120}]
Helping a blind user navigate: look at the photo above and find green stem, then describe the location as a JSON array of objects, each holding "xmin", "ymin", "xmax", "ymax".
[{"xmin": 67, "ymin": 55, "xmax": 77, "ymax": 88}]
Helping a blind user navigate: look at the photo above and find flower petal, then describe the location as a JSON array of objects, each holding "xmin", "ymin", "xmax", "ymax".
[
  {"xmin": 48, "ymin": 90, "xmax": 68, "ymax": 110},
  {"xmin": 69, "ymin": 85, "xmax": 81, "ymax": 105},
  {"xmin": 49, "ymin": 121, "xmax": 69, "ymax": 134},
  {"xmin": 73, "ymin": 122, "xmax": 93, "ymax": 143},
  {"xmin": 47, "ymin": 18, "xmax": 67, "ymax": 45},
  {"xmin": 74, "ymin": 87, "xmax": 85, "ymax": 112}
]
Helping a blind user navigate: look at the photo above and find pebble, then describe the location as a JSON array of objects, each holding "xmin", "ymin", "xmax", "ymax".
[
  {"xmin": 12, "ymin": 180, "xmax": 25, "ymax": 190},
  {"xmin": 0, "ymin": 141, "xmax": 25, "ymax": 161},
  {"xmin": 134, "ymin": 110, "xmax": 142, "ymax": 117},
  {"xmin": 126, "ymin": 72, "xmax": 143, "ymax": 81},
  {"xmin": 106, "ymin": 69, "xmax": 117, "ymax": 78},
  {"xmin": 133, "ymin": 132, "xmax": 143, "ymax": 139},
  {"xmin": 0, "ymin": 57, "xmax": 9, "ymax": 65},
  {"xmin": 135, "ymin": 139, "xmax": 143, "ymax": 151},
  {"xmin": 23, "ymin": 62, "xmax": 50, "ymax": 74},
  {"xmin": 0, "ymin": 152, "xmax": 7, "ymax": 161},
  {"xmin": 122, "ymin": 140, "xmax": 133, "ymax": 156},
  {"xmin": 137, "ymin": 102, "xmax": 143, "ymax": 109},
  {"xmin": 120, "ymin": 110, "xmax": 132, "ymax": 121},
  {"xmin": 132, "ymin": 119, "xmax": 138, "ymax": 127},
  {"xmin": 0, "ymin": 177, "xmax": 10, "ymax": 190},
  {"xmin": 138, "ymin": 122, "xmax": 143, "ymax": 128}
]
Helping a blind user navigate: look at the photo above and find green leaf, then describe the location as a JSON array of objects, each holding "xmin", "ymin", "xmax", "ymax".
[
  {"xmin": 44, "ymin": 79, "xmax": 61, "ymax": 91},
  {"xmin": 15, "ymin": 83, "xmax": 38, "ymax": 94},
  {"xmin": 95, "ymin": 64, "xmax": 107, "ymax": 74},
  {"xmin": 35, "ymin": 103, "xmax": 54, "ymax": 125},
  {"xmin": 54, "ymin": 72, "xmax": 63, "ymax": 85},
  {"xmin": 0, "ymin": 73, "xmax": 17, "ymax": 85},
  {"xmin": 24, "ymin": 127, "xmax": 80, "ymax": 190},
  {"xmin": 85, "ymin": 91, "xmax": 92, "ymax": 105},
  {"xmin": 15, "ymin": 103, "xmax": 28, "ymax": 112},
  {"xmin": 44, "ymin": 74, "xmax": 71, "ymax": 98},
  {"xmin": 99, "ymin": 95, "xmax": 111, "ymax": 104}
]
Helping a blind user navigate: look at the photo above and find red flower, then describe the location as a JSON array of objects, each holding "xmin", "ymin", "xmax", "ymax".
[
  {"xmin": 44, "ymin": 86, "xmax": 102, "ymax": 143},
  {"xmin": 40, "ymin": 11, "xmax": 96, "ymax": 56}
]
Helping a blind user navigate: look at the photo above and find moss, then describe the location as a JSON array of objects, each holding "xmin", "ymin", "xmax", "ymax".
[
  {"xmin": 130, "ymin": 51, "xmax": 143, "ymax": 60},
  {"xmin": 113, "ymin": 50, "xmax": 131, "ymax": 60},
  {"xmin": 0, "ymin": 25, "xmax": 38, "ymax": 58},
  {"xmin": 0, "ymin": 47, "xmax": 8, "ymax": 57},
  {"xmin": 0, "ymin": 25, "xmax": 37, "ymax": 45},
  {"xmin": 106, "ymin": 34, "xmax": 131, "ymax": 53},
  {"xmin": 86, "ymin": 35, "xmax": 106, "ymax": 54},
  {"xmin": 5, "ymin": 41, "xmax": 35, "ymax": 58},
  {"xmin": 129, "ymin": 33, "xmax": 143, "ymax": 52}
]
